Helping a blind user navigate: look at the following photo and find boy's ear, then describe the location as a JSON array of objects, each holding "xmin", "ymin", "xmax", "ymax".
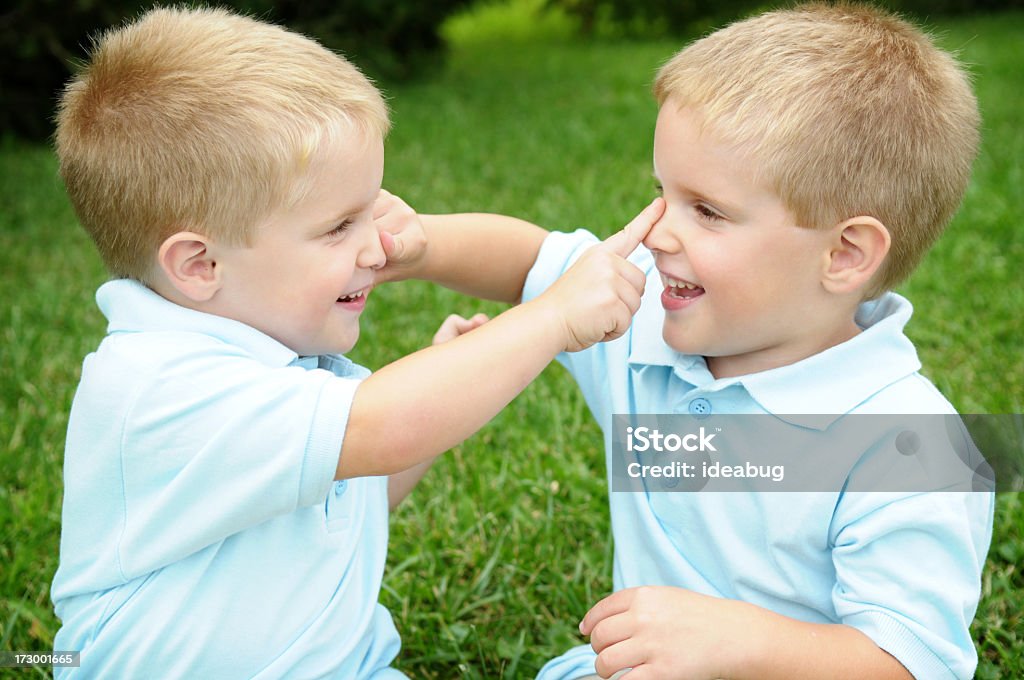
[
  {"xmin": 157, "ymin": 231, "xmax": 222, "ymax": 302},
  {"xmin": 821, "ymin": 216, "xmax": 891, "ymax": 295}
]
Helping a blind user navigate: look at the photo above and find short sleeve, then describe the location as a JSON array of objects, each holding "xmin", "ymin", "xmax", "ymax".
[
  {"xmin": 115, "ymin": 351, "xmax": 359, "ymax": 579},
  {"xmin": 830, "ymin": 490, "xmax": 994, "ymax": 679},
  {"xmin": 522, "ymin": 229, "xmax": 613, "ymax": 411},
  {"xmin": 521, "ymin": 227, "xmax": 655, "ymax": 427},
  {"xmin": 521, "ymin": 229, "xmax": 602, "ymax": 303}
]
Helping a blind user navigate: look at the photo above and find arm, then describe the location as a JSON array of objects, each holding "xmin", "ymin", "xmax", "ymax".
[
  {"xmin": 373, "ymin": 190, "xmax": 547, "ymax": 303},
  {"xmin": 580, "ymin": 587, "xmax": 911, "ymax": 680},
  {"xmin": 341, "ymin": 197, "xmax": 665, "ymax": 481},
  {"xmin": 387, "ymin": 313, "xmax": 489, "ymax": 510},
  {"xmin": 581, "ymin": 488, "xmax": 991, "ymax": 679},
  {"xmin": 386, "ymin": 458, "xmax": 434, "ymax": 511},
  {"xmin": 415, "ymin": 213, "xmax": 547, "ymax": 303}
]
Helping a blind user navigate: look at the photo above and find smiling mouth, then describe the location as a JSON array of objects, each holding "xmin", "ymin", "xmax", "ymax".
[
  {"xmin": 337, "ymin": 287, "xmax": 368, "ymax": 303},
  {"xmin": 662, "ymin": 275, "xmax": 705, "ymax": 299}
]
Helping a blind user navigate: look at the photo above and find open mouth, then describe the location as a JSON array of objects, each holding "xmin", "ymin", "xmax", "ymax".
[
  {"xmin": 662, "ymin": 275, "xmax": 705, "ymax": 299},
  {"xmin": 337, "ymin": 287, "xmax": 369, "ymax": 304}
]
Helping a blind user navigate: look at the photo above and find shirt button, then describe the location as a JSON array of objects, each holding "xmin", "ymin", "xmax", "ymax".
[
  {"xmin": 688, "ymin": 397, "xmax": 712, "ymax": 418},
  {"xmin": 333, "ymin": 480, "xmax": 348, "ymax": 496}
]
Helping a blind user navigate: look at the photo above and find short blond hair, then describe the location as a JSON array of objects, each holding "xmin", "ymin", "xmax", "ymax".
[
  {"xmin": 56, "ymin": 7, "xmax": 390, "ymax": 282},
  {"xmin": 654, "ymin": 3, "xmax": 978, "ymax": 297}
]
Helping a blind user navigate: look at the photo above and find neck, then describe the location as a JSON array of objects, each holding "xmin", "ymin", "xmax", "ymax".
[{"xmin": 706, "ymin": 318, "xmax": 862, "ymax": 380}]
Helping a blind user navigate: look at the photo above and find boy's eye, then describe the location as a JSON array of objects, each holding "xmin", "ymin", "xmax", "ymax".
[
  {"xmin": 325, "ymin": 219, "xmax": 353, "ymax": 238},
  {"xmin": 695, "ymin": 204, "xmax": 723, "ymax": 221},
  {"xmin": 654, "ymin": 181, "xmax": 664, "ymax": 195}
]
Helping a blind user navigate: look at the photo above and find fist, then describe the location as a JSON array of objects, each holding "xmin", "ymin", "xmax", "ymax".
[{"xmin": 374, "ymin": 189, "xmax": 427, "ymax": 282}]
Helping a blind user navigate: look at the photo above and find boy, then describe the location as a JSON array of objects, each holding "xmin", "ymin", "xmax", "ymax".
[
  {"xmin": 387, "ymin": 4, "xmax": 994, "ymax": 678},
  {"xmin": 50, "ymin": 7, "xmax": 663, "ymax": 678}
]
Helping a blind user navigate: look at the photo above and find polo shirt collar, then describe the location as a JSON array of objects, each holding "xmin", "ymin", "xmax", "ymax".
[
  {"xmin": 97, "ymin": 279, "xmax": 299, "ymax": 368},
  {"xmin": 628, "ymin": 292, "xmax": 922, "ymax": 427}
]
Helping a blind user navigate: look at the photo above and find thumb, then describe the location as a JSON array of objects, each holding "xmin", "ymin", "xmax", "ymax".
[{"xmin": 602, "ymin": 197, "xmax": 665, "ymax": 258}]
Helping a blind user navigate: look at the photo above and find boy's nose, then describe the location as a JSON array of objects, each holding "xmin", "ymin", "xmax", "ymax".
[
  {"xmin": 642, "ymin": 210, "xmax": 677, "ymax": 254},
  {"xmin": 358, "ymin": 227, "xmax": 387, "ymax": 270}
]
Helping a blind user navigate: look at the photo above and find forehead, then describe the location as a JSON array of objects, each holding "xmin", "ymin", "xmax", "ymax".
[
  {"xmin": 653, "ymin": 105, "xmax": 748, "ymax": 186},
  {"xmin": 653, "ymin": 102, "xmax": 796, "ymax": 221},
  {"xmin": 296, "ymin": 128, "xmax": 384, "ymax": 205},
  {"xmin": 309, "ymin": 127, "xmax": 384, "ymax": 181},
  {"xmin": 254, "ymin": 128, "xmax": 383, "ymax": 238}
]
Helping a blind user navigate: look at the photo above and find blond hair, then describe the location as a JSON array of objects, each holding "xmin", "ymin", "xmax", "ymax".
[
  {"xmin": 654, "ymin": 2, "xmax": 978, "ymax": 297},
  {"xmin": 56, "ymin": 6, "xmax": 390, "ymax": 282}
]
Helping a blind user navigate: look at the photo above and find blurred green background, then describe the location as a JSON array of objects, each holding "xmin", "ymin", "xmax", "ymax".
[
  {"xmin": 3, "ymin": 0, "xmax": 1023, "ymax": 139},
  {"xmin": 2, "ymin": 0, "xmax": 1022, "ymax": 677}
]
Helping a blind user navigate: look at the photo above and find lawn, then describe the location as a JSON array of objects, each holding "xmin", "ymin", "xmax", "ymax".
[{"xmin": 1, "ymin": 7, "xmax": 1021, "ymax": 679}]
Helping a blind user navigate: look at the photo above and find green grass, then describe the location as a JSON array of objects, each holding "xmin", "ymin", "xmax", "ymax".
[{"xmin": 2, "ymin": 8, "xmax": 1023, "ymax": 679}]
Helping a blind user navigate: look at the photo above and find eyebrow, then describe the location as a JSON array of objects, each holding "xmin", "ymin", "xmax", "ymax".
[
  {"xmin": 318, "ymin": 197, "xmax": 374, "ymax": 228},
  {"xmin": 321, "ymin": 211, "xmax": 354, "ymax": 227},
  {"xmin": 656, "ymin": 174, "xmax": 744, "ymax": 218}
]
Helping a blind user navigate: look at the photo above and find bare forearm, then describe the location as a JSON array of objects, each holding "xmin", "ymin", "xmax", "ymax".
[
  {"xmin": 339, "ymin": 299, "xmax": 563, "ymax": 479},
  {"xmin": 734, "ymin": 603, "xmax": 912, "ymax": 680},
  {"xmin": 387, "ymin": 458, "xmax": 436, "ymax": 510},
  {"xmin": 583, "ymin": 581, "xmax": 912, "ymax": 680},
  {"xmin": 411, "ymin": 213, "xmax": 547, "ymax": 303}
]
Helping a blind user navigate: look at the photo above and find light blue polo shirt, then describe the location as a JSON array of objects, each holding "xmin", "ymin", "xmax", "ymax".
[
  {"xmin": 524, "ymin": 230, "xmax": 994, "ymax": 680},
  {"xmin": 52, "ymin": 280, "xmax": 404, "ymax": 679}
]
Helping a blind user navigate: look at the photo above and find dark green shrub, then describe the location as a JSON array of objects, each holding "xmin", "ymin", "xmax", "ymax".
[
  {"xmin": 1, "ymin": 0, "xmax": 152, "ymax": 140},
  {"xmin": 547, "ymin": 0, "xmax": 1024, "ymax": 37},
  {"xmin": 1, "ymin": 0, "xmax": 472, "ymax": 141}
]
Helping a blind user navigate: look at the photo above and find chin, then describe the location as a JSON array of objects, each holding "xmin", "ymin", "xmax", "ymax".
[
  {"xmin": 333, "ymin": 331, "xmax": 359, "ymax": 355},
  {"xmin": 662, "ymin": 325, "xmax": 693, "ymax": 355}
]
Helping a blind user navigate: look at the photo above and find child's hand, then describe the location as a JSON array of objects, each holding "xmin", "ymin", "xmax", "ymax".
[
  {"xmin": 580, "ymin": 585, "xmax": 750, "ymax": 679},
  {"xmin": 432, "ymin": 313, "xmax": 489, "ymax": 345},
  {"xmin": 374, "ymin": 189, "xmax": 427, "ymax": 283},
  {"xmin": 534, "ymin": 198, "xmax": 664, "ymax": 353}
]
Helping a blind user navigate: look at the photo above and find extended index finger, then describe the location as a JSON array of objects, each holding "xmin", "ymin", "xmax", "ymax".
[{"xmin": 601, "ymin": 197, "xmax": 665, "ymax": 258}]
